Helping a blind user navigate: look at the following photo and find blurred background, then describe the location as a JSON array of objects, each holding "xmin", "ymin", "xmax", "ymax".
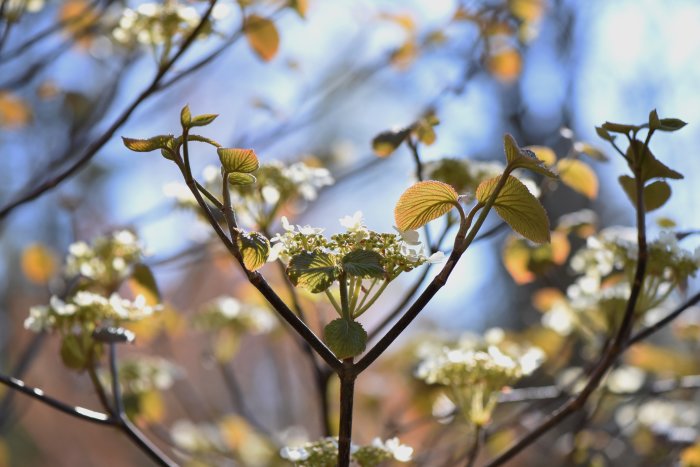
[{"xmin": 2, "ymin": 0, "xmax": 700, "ymax": 465}]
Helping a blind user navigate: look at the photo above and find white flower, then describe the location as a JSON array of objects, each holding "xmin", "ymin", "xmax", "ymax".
[
  {"xmin": 280, "ymin": 446, "xmax": 310, "ymax": 461},
  {"xmin": 261, "ymin": 186, "xmax": 281, "ymax": 204},
  {"xmin": 281, "ymin": 216, "xmax": 295, "ymax": 232},
  {"xmin": 394, "ymin": 227, "xmax": 421, "ymax": 246},
  {"xmin": 50, "ymin": 296, "xmax": 77, "ymax": 316},
  {"xmin": 339, "ymin": 211, "xmax": 365, "ymax": 232},
  {"xmin": 267, "ymin": 243, "xmax": 285, "ymax": 263},
  {"xmin": 24, "ymin": 305, "xmax": 52, "ymax": 332},
  {"xmin": 371, "ymin": 437, "xmax": 413, "ymax": 462},
  {"xmin": 297, "ymin": 225, "xmax": 324, "ymax": 235},
  {"xmin": 427, "ymin": 251, "xmax": 447, "ymax": 264},
  {"xmin": 114, "ymin": 230, "xmax": 137, "ymax": 247}
]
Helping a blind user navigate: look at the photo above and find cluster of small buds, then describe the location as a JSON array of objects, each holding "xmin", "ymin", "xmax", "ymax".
[
  {"xmin": 193, "ymin": 296, "xmax": 276, "ymax": 335},
  {"xmin": 415, "ymin": 330, "xmax": 543, "ymax": 426},
  {"xmin": 65, "ymin": 230, "xmax": 145, "ymax": 287},
  {"xmin": 102, "ymin": 356, "xmax": 183, "ymax": 395},
  {"xmin": 24, "ymin": 292, "xmax": 161, "ymax": 333},
  {"xmin": 280, "ymin": 436, "xmax": 413, "ymax": 466},
  {"xmin": 111, "ymin": 1, "xmax": 229, "ymax": 47},
  {"xmin": 269, "ymin": 212, "xmax": 444, "ymax": 277}
]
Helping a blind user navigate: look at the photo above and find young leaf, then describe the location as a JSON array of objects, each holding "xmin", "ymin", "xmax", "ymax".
[
  {"xmin": 555, "ymin": 159, "xmax": 599, "ymax": 199},
  {"xmin": 648, "ymin": 109, "xmax": 661, "ymax": 130},
  {"xmin": 190, "ymin": 114, "xmax": 218, "ymax": 127},
  {"xmin": 503, "ymin": 134, "xmax": 557, "ymax": 178},
  {"xmin": 228, "ymin": 173, "xmax": 257, "ymax": 185},
  {"xmin": 371, "ymin": 128, "xmax": 410, "ymax": 157},
  {"xmin": 618, "ymin": 176, "xmax": 672, "ymax": 212},
  {"xmin": 602, "ymin": 122, "xmax": 640, "ymax": 134},
  {"xmin": 237, "ymin": 232, "xmax": 270, "ymax": 271},
  {"xmin": 217, "ymin": 148, "xmax": 259, "ymax": 173},
  {"xmin": 626, "ymin": 140, "xmax": 683, "ymax": 181},
  {"xmin": 324, "ymin": 318, "xmax": 367, "ymax": 359},
  {"xmin": 287, "ymin": 251, "xmax": 338, "ymax": 293},
  {"xmin": 595, "ymin": 126, "xmax": 615, "ymax": 142},
  {"xmin": 128, "ymin": 263, "xmax": 161, "ymax": 305},
  {"xmin": 245, "ymin": 15, "xmax": 280, "ymax": 62},
  {"xmin": 394, "ymin": 180, "xmax": 458, "ymax": 231},
  {"xmin": 187, "ymin": 134, "xmax": 222, "ymax": 148},
  {"xmin": 476, "ymin": 175, "xmax": 550, "ymax": 243},
  {"xmin": 122, "ymin": 135, "xmax": 173, "ymax": 152},
  {"xmin": 342, "ymin": 250, "xmax": 384, "ymax": 278},
  {"xmin": 658, "ymin": 118, "xmax": 687, "ymax": 132},
  {"xmin": 180, "ymin": 105, "xmax": 191, "ymax": 128}
]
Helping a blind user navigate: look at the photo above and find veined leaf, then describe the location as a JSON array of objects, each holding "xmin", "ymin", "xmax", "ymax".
[
  {"xmin": 503, "ymin": 134, "xmax": 557, "ymax": 177},
  {"xmin": 324, "ymin": 318, "xmax": 367, "ymax": 359},
  {"xmin": 187, "ymin": 134, "xmax": 222, "ymax": 148},
  {"xmin": 287, "ymin": 251, "xmax": 338, "ymax": 293},
  {"xmin": 128, "ymin": 263, "xmax": 161, "ymax": 305},
  {"xmin": 371, "ymin": 128, "xmax": 410, "ymax": 157},
  {"xmin": 180, "ymin": 105, "xmax": 191, "ymax": 127},
  {"xmin": 190, "ymin": 113, "xmax": 218, "ymax": 127},
  {"xmin": 237, "ymin": 232, "xmax": 270, "ymax": 271},
  {"xmin": 618, "ymin": 176, "xmax": 672, "ymax": 212},
  {"xmin": 245, "ymin": 15, "xmax": 280, "ymax": 62},
  {"xmin": 476, "ymin": 175, "xmax": 550, "ymax": 243},
  {"xmin": 217, "ymin": 148, "xmax": 259, "ymax": 173},
  {"xmin": 123, "ymin": 135, "xmax": 173, "ymax": 152},
  {"xmin": 228, "ymin": 173, "xmax": 257, "ymax": 185},
  {"xmin": 394, "ymin": 180, "xmax": 458, "ymax": 231},
  {"xmin": 556, "ymin": 159, "xmax": 599, "ymax": 199},
  {"xmin": 342, "ymin": 250, "xmax": 384, "ymax": 278}
]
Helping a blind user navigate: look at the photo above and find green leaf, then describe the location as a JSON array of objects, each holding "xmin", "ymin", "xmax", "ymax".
[
  {"xmin": 180, "ymin": 105, "xmax": 191, "ymax": 127},
  {"xmin": 324, "ymin": 318, "xmax": 367, "ymax": 359},
  {"xmin": 371, "ymin": 128, "xmax": 410, "ymax": 157},
  {"xmin": 413, "ymin": 119, "xmax": 436, "ymax": 145},
  {"xmin": 503, "ymin": 134, "xmax": 557, "ymax": 178},
  {"xmin": 342, "ymin": 250, "xmax": 385, "ymax": 278},
  {"xmin": 245, "ymin": 15, "xmax": 280, "ymax": 62},
  {"xmin": 627, "ymin": 140, "xmax": 683, "ymax": 181},
  {"xmin": 658, "ymin": 118, "xmax": 687, "ymax": 132},
  {"xmin": 394, "ymin": 180, "xmax": 458, "ymax": 231},
  {"xmin": 228, "ymin": 172, "xmax": 257, "ymax": 185},
  {"xmin": 237, "ymin": 232, "xmax": 270, "ymax": 271},
  {"xmin": 217, "ymin": 148, "xmax": 259, "ymax": 173},
  {"xmin": 186, "ymin": 134, "xmax": 222, "ymax": 148},
  {"xmin": 618, "ymin": 176, "xmax": 672, "ymax": 212},
  {"xmin": 122, "ymin": 135, "xmax": 173, "ymax": 152},
  {"xmin": 555, "ymin": 159, "xmax": 598, "ymax": 199},
  {"xmin": 476, "ymin": 175, "xmax": 550, "ymax": 243},
  {"xmin": 595, "ymin": 126, "xmax": 615, "ymax": 142},
  {"xmin": 60, "ymin": 334, "xmax": 89, "ymax": 370},
  {"xmin": 602, "ymin": 122, "xmax": 640, "ymax": 134},
  {"xmin": 287, "ymin": 251, "xmax": 338, "ymax": 293},
  {"xmin": 129, "ymin": 263, "xmax": 160, "ymax": 305},
  {"xmin": 649, "ymin": 109, "xmax": 661, "ymax": 130},
  {"xmin": 190, "ymin": 114, "xmax": 218, "ymax": 128}
]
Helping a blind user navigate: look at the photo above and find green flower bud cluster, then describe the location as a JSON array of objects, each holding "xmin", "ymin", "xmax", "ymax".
[{"xmin": 280, "ymin": 436, "xmax": 413, "ymax": 466}]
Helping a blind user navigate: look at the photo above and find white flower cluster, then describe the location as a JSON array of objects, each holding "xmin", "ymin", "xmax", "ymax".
[
  {"xmin": 105, "ymin": 356, "xmax": 183, "ymax": 395},
  {"xmin": 65, "ymin": 230, "xmax": 145, "ymax": 285},
  {"xmin": 171, "ymin": 419, "xmax": 227, "ymax": 454},
  {"xmin": 24, "ymin": 292, "xmax": 160, "ymax": 333},
  {"xmin": 194, "ymin": 296, "xmax": 276, "ymax": 335},
  {"xmin": 283, "ymin": 162, "xmax": 334, "ymax": 202},
  {"xmin": 280, "ymin": 436, "xmax": 413, "ymax": 466},
  {"xmin": 616, "ymin": 399, "xmax": 700, "ymax": 443}
]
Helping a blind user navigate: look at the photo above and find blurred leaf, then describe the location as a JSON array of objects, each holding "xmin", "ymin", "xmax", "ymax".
[
  {"xmin": 214, "ymin": 329, "xmax": 240, "ymax": 361},
  {"xmin": 342, "ymin": 250, "xmax": 384, "ymax": 278},
  {"xmin": 413, "ymin": 119, "xmax": 436, "ymax": 145},
  {"xmin": 139, "ymin": 390, "xmax": 165, "ymax": 424},
  {"xmin": 504, "ymin": 134, "xmax": 556, "ymax": 177},
  {"xmin": 394, "ymin": 180, "xmax": 458, "ymax": 231},
  {"xmin": 525, "ymin": 145, "xmax": 556, "ymax": 166},
  {"xmin": 476, "ymin": 175, "xmax": 550, "ymax": 243},
  {"xmin": 656, "ymin": 217, "xmax": 677, "ymax": 228},
  {"xmin": 237, "ymin": 232, "xmax": 270, "ymax": 271},
  {"xmin": 287, "ymin": 251, "xmax": 338, "ymax": 293},
  {"xmin": 289, "ymin": 0, "xmax": 308, "ymax": 18},
  {"xmin": 218, "ymin": 148, "xmax": 259, "ymax": 173},
  {"xmin": 556, "ymin": 159, "xmax": 599, "ymax": 199},
  {"xmin": 618, "ymin": 176, "xmax": 672, "ymax": 212},
  {"xmin": 390, "ymin": 40, "xmax": 418, "ymax": 69},
  {"xmin": 574, "ymin": 142, "xmax": 608, "ymax": 161},
  {"xmin": 502, "ymin": 232, "xmax": 568, "ymax": 283},
  {"xmin": 595, "ymin": 126, "xmax": 614, "ymax": 142},
  {"xmin": 371, "ymin": 128, "xmax": 410, "ymax": 157},
  {"xmin": 324, "ymin": 318, "xmax": 367, "ymax": 359},
  {"xmin": 487, "ymin": 48, "xmax": 522, "ymax": 83},
  {"xmin": 681, "ymin": 442, "xmax": 700, "ymax": 467},
  {"xmin": 0, "ymin": 438, "xmax": 7, "ymax": 467},
  {"xmin": 58, "ymin": 0, "xmax": 97, "ymax": 47},
  {"xmin": 245, "ymin": 15, "xmax": 280, "ymax": 62},
  {"xmin": 21, "ymin": 243, "xmax": 57, "ymax": 284},
  {"xmin": 60, "ymin": 334, "xmax": 89, "ymax": 370},
  {"xmin": 508, "ymin": 0, "xmax": 545, "ymax": 22},
  {"xmin": 657, "ymin": 117, "xmax": 687, "ymax": 132},
  {"xmin": 0, "ymin": 91, "xmax": 32, "ymax": 128},
  {"xmin": 601, "ymin": 122, "xmax": 639, "ymax": 134},
  {"xmin": 626, "ymin": 343, "xmax": 700, "ymax": 376},
  {"xmin": 128, "ymin": 263, "xmax": 161, "ymax": 305},
  {"xmin": 626, "ymin": 140, "xmax": 683, "ymax": 181},
  {"xmin": 532, "ymin": 287, "xmax": 565, "ymax": 312}
]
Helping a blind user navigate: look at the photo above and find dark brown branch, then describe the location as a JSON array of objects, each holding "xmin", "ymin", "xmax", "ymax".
[{"xmin": 337, "ymin": 359, "xmax": 356, "ymax": 467}]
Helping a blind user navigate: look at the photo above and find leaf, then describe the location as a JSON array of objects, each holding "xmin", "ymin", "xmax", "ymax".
[
  {"xmin": 524, "ymin": 146, "xmax": 556, "ymax": 166},
  {"xmin": 658, "ymin": 117, "xmax": 687, "ymax": 132},
  {"xmin": 245, "ymin": 15, "xmax": 280, "ymax": 62},
  {"xmin": 602, "ymin": 121, "xmax": 640, "ymax": 134},
  {"xmin": 21, "ymin": 243, "xmax": 57, "ymax": 284},
  {"xmin": 287, "ymin": 251, "xmax": 338, "ymax": 293},
  {"xmin": 394, "ymin": 180, "xmax": 458, "ymax": 231},
  {"xmin": 648, "ymin": 109, "xmax": 660, "ymax": 130},
  {"xmin": 187, "ymin": 134, "xmax": 222, "ymax": 148},
  {"xmin": 487, "ymin": 48, "xmax": 522, "ymax": 83},
  {"xmin": 595, "ymin": 126, "xmax": 615, "ymax": 142},
  {"xmin": 289, "ymin": 0, "xmax": 308, "ymax": 18},
  {"xmin": 555, "ymin": 159, "xmax": 599, "ymax": 199},
  {"xmin": 324, "ymin": 318, "xmax": 367, "ymax": 359},
  {"xmin": 180, "ymin": 105, "xmax": 191, "ymax": 127},
  {"xmin": 413, "ymin": 119, "xmax": 436, "ymax": 145},
  {"xmin": 476, "ymin": 175, "xmax": 550, "ymax": 243},
  {"xmin": 0, "ymin": 91, "xmax": 32, "ymax": 128},
  {"xmin": 503, "ymin": 134, "xmax": 557, "ymax": 177},
  {"xmin": 371, "ymin": 128, "xmax": 410, "ymax": 157},
  {"xmin": 508, "ymin": 0, "xmax": 545, "ymax": 22},
  {"xmin": 128, "ymin": 263, "xmax": 160, "ymax": 305},
  {"xmin": 190, "ymin": 113, "xmax": 218, "ymax": 127},
  {"xmin": 123, "ymin": 135, "xmax": 173, "ymax": 152},
  {"xmin": 60, "ymin": 334, "xmax": 89, "ymax": 370},
  {"xmin": 237, "ymin": 232, "xmax": 270, "ymax": 271},
  {"xmin": 574, "ymin": 142, "xmax": 609, "ymax": 161},
  {"xmin": 342, "ymin": 250, "xmax": 385, "ymax": 278},
  {"xmin": 217, "ymin": 148, "xmax": 259, "ymax": 173},
  {"xmin": 618, "ymin": 176, "xmax": 672, "ymax": 212},
  {"xmin": 626, "ymin": 140, "xmax": 683, "ymax": 181},
  {"xmin": 227, "ymin": 172, "xmax": 257, "ymax": 185}
]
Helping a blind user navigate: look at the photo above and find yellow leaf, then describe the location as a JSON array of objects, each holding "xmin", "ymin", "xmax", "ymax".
[
  {"xmin": 556, "ymin": 159, "xmax": 598, "ymax": 199},
  {"xmin": 217, "ymin": 148, "xmax": 260, "ymax": 173},
  {"xmin": 237, "ymin": 232, "xmax": 270, "ymax": 271},
  {"xmin": 681, "ymin": 442, "xmax": 700, "ymax": 467},
  {"xmin": 245, "ymin": 15, "xmax": 280, "ymax": 62},
  {"xmin": 525, "ymin": 145, "xmax": 557, "ymax": 166},
  {"xmin": 502, "ymin": 237, "xmax": 535, "ymax": 284},
  {"xmin": 289, "ymin": 0, "xmax": 308, "ymax": 18},
  {"xmin": 0, "ymin": 92, "xmax": 32, "ymax": 129},
  {"xmin": 379, "ymin": 12, "xmax": 416, "ymax": 32},
  {"xmin": 532, "ymin": 287, "xmax": 565, "ymax": 312},
  {"xmin": 508, "ymin": 0, "xmax": 545, "ymax": 22},
  {"xmin": 551, "ymin": 231, "xmax": 570, "ymax": 264},
  {"xmin": 487, "ymin": 48, "xmax": 522, "ymax": 83},
  {"xmin": 58, "ymin": 0, "xmax": 98, "ymax": 47},
  {"xmin": 21, "ymin": 243, "xmax": 57, "ymax": 284},
  {"xmin": 390, "ymin": 40, "xmax": 418, "ymax": 70},
  {"xmin": 626, "ymin": 343, "xmax": 700, "ymax": 376},
  {"xmin": 394, "ymin": 180, "xmax": 458, "ymax": 231},
  {"xmin": 139, "ymin": 390, "xmax": 165, "ymax": 424}
]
